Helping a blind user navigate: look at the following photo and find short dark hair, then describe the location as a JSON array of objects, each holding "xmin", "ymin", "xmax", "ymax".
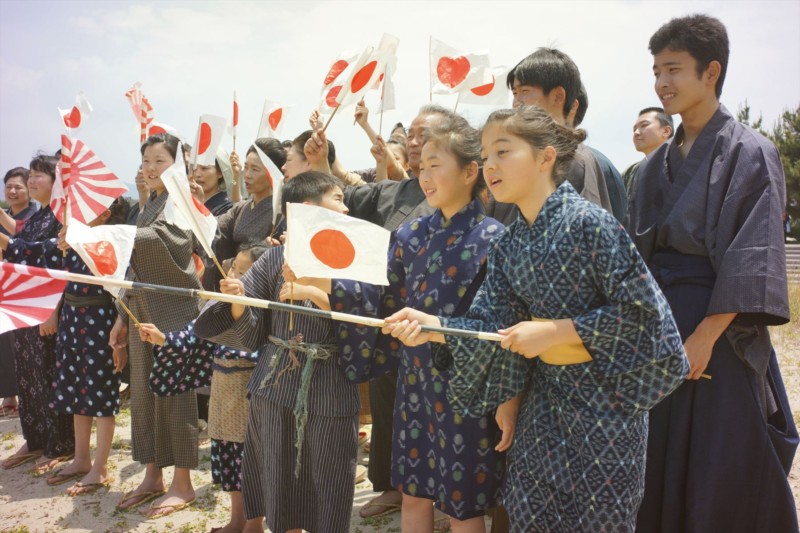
[
  {"xmin": 506, "ymin": 48, "xmax": 581, "ymax": 119},
  {"xmin": 281, "ymin": 171, "xmax": 341, "ymax": 214},
  {"xmin": 140, "ymin": 133, "xmax": 187, "ymax": 172},
  {"xmin": 391, "ymin": 122, "xmax": 406, "ymax": 136},
  {"xmin": 638, "ymin": 107, "xmax": 675, "ymax": 137},
  {"xmin": 649, "ymin": 14, "xmax": 729, "ymax": 98},
  {"xmin": 106, "ymin": 196, "xmax": 132, "ymax": 225},
  {"xmin": 247, "ymin": 137, "xmax": 288, "ymax": 169},
  {"xmin": 291, "ymin": 131, "xmax": 336, "ymax": 166},
  {"xmin": 29, "ymin": 152, "xmax": 58, "ymax": 182},
  {"xmin": 574, "ymin": 83, "xmax": 588, "ymax": 127},
  {"xmin": 237, "ymin": 239, "xmax": 271, "ymax": 262},
  {"xmin": 4, "ymin": 167, "xmax": 29, "ymax": 184}
]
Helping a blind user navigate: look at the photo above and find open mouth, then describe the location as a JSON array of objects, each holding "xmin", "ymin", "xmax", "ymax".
[{"xmin": 487, "ymin": 177, "xmax": 502, "ymax": 187}]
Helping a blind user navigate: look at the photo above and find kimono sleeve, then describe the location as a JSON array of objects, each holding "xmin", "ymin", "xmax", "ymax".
[
  {"xmin": 212, "ymin": 201, "xmax": 242, "ymax": 262},
  {"xmin": 708, "ymin": 136, "xmax": 790, "ymax": 326},
  {"xmin": 149, "ymin": 321, "xmax": 215, "ymax": 396},
  {"xmin": 572, "ymin": 208, "xmax": 688, "ymax": 413},
  {"xmin": 330, "ymin": 233, "xmax": 405, "ymax": 382},
  {"xmin": 5, "ymin": 237, "xmax": 62, "ymax": 269},
  {"xmin": 441, "ymin": 235, "xmax": 534, "ymax": 416},
  {"xmin": 194, "ymin": 248, "xmax": 280, "ymax": 352}
]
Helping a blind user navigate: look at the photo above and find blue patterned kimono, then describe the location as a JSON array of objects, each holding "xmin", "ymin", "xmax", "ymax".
[
  {"xmin": 441, "ymin": 183, "xmax": 688, "ymax": 532},
  {"xmin": 331, "ymin": 198, "xmax": 506, "ymax": 520}
]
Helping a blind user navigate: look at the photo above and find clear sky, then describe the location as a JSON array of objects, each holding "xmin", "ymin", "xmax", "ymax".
[{"xmin": 1, "ymin": 0, "xmax": 798, "ymax": 194}]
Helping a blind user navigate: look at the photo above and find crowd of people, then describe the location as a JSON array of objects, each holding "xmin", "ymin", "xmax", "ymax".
[{"xmin": 0, "ymin": 13, "xmax": 796, "ymax": 533}]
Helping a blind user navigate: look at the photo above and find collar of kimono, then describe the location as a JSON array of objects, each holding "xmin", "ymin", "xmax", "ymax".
[{"xmin": 430, "ymin": 196, "xmax": 486, "ymax": 232}]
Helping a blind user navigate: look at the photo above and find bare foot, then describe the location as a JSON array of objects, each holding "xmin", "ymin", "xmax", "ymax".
[
  {"xmin": 359, "ymin": 489, "xmax": 402, "ymax": 518},
  {"xmin": 67, "ymin": 469, "xmax": 110, "ymax": 496},
  {"xmin": 32, "ymin": 454, "xmax": 74, "ymax": 475},
  {"xmin": 143, "ymin": 487, "xmax": 196, "ymax": 518},
  {"xmin": 117, "ymin": 478, "xmax": 166, "ymax": 510}
]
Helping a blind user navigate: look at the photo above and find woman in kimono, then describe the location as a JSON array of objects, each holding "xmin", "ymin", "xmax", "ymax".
[
  {"xmin": 202, "ymin": 138, "xmax": 285, "ymax": 292},
  {"xmin": 194, "ymin": 153, "xmax": 234, "ymax": 217},
  {"xmin": 0, "ymin": 153, "xmax": 74, "ymax": 473},
  {"xmin": 383, "ymin": 106, "xmax": 689, "ymax": 532},
  {"xmin": 26, "ymin": 197, "xmax": 130, "ymax": 493},
  {"xmin": 139, "ymin": 241, "xmax": 267, "ymax": 533},
  {"xmin": 297, "ymin": 116, "xmax": 507, "ymax": 532},
  {"xmin": 108, "ymin": 133, "xmax": 203, "ymax": 518}
]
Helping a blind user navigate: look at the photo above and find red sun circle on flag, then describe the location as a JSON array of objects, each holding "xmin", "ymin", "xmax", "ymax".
[
  {"xmin": 268, "ymin": 108, "xmax": 283, "ymax": 131},
  {"xmin": 351, "ymin": 61, "xmax": 378, "ymax": 93},
  {"xmin": 82, "ymin": 241, "xmax": 118, "ymax": 276},
  {"xmin": 64, "ymin": 106, "xmax": 82, "ymax": 129},
  {"xmin": 437, "ymin": 56, "xmax": 471, "ymax": 88},
  {"xmin": 192, "ymin": 195, "xmax": 211, "ymax": 216},
  {"xmin": 326, "ymin": 86, "xmax": 342, "ymax": 108},
  {"xmin": 233, "ymin": 101, "xmax": 239, "ymax": 126},
  {"xmin": 198, "ymin": 122, "xmax": 212, "ymax": 155},
  {"xmin": 149, "ymin": 124, "xmax": 167, "ymax": 136},
  {"xmin": 324, "ymin": 60, "xmax": 349, "ymax": 86},
  {"xmin": 310, "ymin": 229, "xmax": 355, "ymax": 269},
  {"xmin": 470, "ymin": 75, "xmax": 496, "ymax": 96}
]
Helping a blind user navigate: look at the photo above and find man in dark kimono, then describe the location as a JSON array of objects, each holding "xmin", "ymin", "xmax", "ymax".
[
  {"xmin": 628, "ymin": 14, "xmax": 798, "ymax": 533},
  {"xmin": 621, "ymin": 107, "xmax": 673, "ymax": 206}
]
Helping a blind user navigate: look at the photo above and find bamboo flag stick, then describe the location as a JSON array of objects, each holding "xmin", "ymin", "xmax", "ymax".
[
  {"xmin": 0, "ymin": 262, "xmax": 713, "ymax": 376},
  {"xmin": 116, "ymin": 297, "xmax": 141, "ymax": 328},
  {"xmin": 322, "ymin": 104, "xmax": 341, "ymax": 133}
]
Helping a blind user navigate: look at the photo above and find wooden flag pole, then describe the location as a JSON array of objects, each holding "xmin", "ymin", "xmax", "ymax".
[
  {"xmin": 211, "ymin": 254, "xmax": 228, "ymax": 279},
  {"xmin": 322, "ymin": 104, "xmax": 341, "ymax": 133},
  {"xmin": 61, "ymin": 202, "xmax": 68, "ymax": 258},
  {"xmin": 428, "ymin": 36, "xmax": 433, "ymax": 103},
  {"xmin": 289, "ymin": 282, "xmax": 294, "ymax": 333},
  {"xmin": 116, "ymin": 297, "xmax": 141, "ymax": 328},
  {"xmin": 454, "ymin": 92, "xmax": 461, "ymax": 113}
]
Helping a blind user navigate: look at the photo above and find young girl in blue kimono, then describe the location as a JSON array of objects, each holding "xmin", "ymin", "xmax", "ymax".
[
  {"xmin": 287, "ymin": 115, "xmax": 507, "ymax": 532},
  {"xmin": 383, "ymin": 106, "xmax": 689, "ymax": 533}
]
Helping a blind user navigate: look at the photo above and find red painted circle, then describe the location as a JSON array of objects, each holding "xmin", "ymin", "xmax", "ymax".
[
  {"xmin": 351, "ymin": 60, "xmax": 378, "ymax": 93},
  {"xmin": 82, "ymin": 241, "xmax": 118, "ymax": 276},
  {"xmin": 437, "ymin": 56, "xmax": 471, "ymax": 88},
  {"xmin": 268, "ymin": 108, "xmax": 283, "ymax": 131},
  {"xmin": 470, "ymin": 75, "xmax": 495, "ymax": 96},
  {"xmin": 324, "ymin": 60, "xmax": 349, "ymax": 86},
  {"xmin": 197, "ymin": 122, "xmax": 212, "ymax": 154},
  {"xmin": 310, "ymin": 229, "xmax": 355, "ymax": 269}
]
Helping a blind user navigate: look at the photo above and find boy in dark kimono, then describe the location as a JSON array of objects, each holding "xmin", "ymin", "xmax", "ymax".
[
  {"xmin": 627, "ymin": 14, "xmax": 798, "ymax": 533},
  {"xmin": 194, "ymin": 172, "xmax": 360, "ymax": 533}
]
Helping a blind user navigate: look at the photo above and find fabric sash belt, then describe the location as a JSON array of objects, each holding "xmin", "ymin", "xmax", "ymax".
[
  {"xmin": 63, "ymin": 292, "xmax": 113, "ymax": 308},
  {"xmin": 263, "ymin": 335, "xmax": 336, "ymax": 477}
]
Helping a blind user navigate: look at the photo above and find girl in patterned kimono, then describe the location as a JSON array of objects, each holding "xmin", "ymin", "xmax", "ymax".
[
  {"xmin": 203, "ymin": 138, "xmax": 286, "ymax": 292},
  {"xmin": 31, "ymin": 197, "xmax": 130, "ymax": 494},
  {"xmin": 139, "ymin": 241, "xmax": 268, "ymax": 533},
  {"xmin": 297, "ymin": 117, "xmax": 507, "ymax": 532},
  {"xmin": 0, "ymin": 153, "xmax": 74, "ymax": 473},
  {"xmin": 109, "ymin": 133, "xmax": 203, "ymax": 518},
  {"xmin": 383, "ymin": 106, "xmax": 689, "ymax": 533}
]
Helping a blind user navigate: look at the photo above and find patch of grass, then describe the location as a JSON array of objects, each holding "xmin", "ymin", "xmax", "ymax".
[
  {"xmin": 111, "ymin": 435, "xmax": 131, "ymax": 451},
  {"xmin": 4, "ymin": 527, "xmax": 30, "ymax": 533},
  {"xmin": 115, "ymin": 406, "xmax": 131, "ymax": 427},
  {"xmin": 0, "ymin": 430, "xmax": 18, "ymax": 443}
]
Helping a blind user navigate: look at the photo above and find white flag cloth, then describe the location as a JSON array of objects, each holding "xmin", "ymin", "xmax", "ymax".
[
  {"xmin": 371, "ymin": 33, "xmax": 400, "ymax": 112},
  {"xmin": 285, "ymin": 203, "xmax": 390, "ymax": 285},
  {"xmin": 161, "ymin": 154, "xmax": 218, "ymax": 257},
  {"xmin": 190, "ymin": 114, "xmax": 227, "ymax": 166},
  {"xmin": 257, "ymin": 100, "xmax": 289, "ymax": 139},
  {"xmin": 458, "ymin": 65, "xmax": 512, "ymax": 106},
  {"xmin": 0, "ymin": 263, "xmax": 67, "ymax": 334},
  {"xmin": 429, "ymin": 37, "xmax": 491, "ymax": 95},
  {"xmin": 58, "ymin": 92, "xmax": 93, "ymax": 133},
  {"xmin": 336, "ymin": 47, "xmax": 389, "ymax": 108},
  {"xmin": 252, "ymin": 144, "xmax": 284, "ymax": 225},
  {"xmin": 319, "ymin": 50, "xmax": 360, "ymax": 113},
  {"xmin": 66, "ymin": 220, "xmax": 136, "ymax": 298}
]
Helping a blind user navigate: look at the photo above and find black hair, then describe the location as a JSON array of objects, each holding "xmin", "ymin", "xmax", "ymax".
[
  {"xmin": 29, "ymin": 152, "xmax": 58, "ymax": 182},
  {"xmin": 280, "ymin": 139, "xmax": 293, "ymax": 150},
  {"xmin": 574, "ymin": 83, "xmax": 588, "ymax": 127},
  {"xmin": 106, "ymin": 196, "xmax": 132, "ymax": 225},
  {"xmin": 386, "ymin": 139, "xmax": 408, "ymax": 165},
  {"xmin": 649, "ymin": 14, "xmax": 729, "ymax": 98},
  {"xmin": 281, "ymin": 171, "xmax": 341, "ymax": 214},
  {"xmin": 638, "ymin": 106, "xmax": 675, "ymax": 137},
  {"xmin": 140, "ymin": 133, "xmax": 188, "ymax": 172},
  {"xmin": 237, "ymin": 239, "xmax": 271, "ymax": 263},
  {"xmin": 506, "ymin": 48, "xmax": 582, "ymax": 119},
  {"xmin": 423, "ymin": 115, "xmax": 486, "ymax": 199},
  {"xmin": 291, "ymin": 131, "xmax": 336, "ymax": 167},
  {"xmin": 484, "ymin": 106, "xmax": 587, "ymax": 184},
  {"xmin": 4, "ymin": 167, "xmax": 29, "ymax": 184},
  {"xmin": 391, "ymin": 122, "xmax": 406, "ymax": 136},
  {"xmin": 246, "ymin": 137, "xmax": 288, "ymax": 170}
]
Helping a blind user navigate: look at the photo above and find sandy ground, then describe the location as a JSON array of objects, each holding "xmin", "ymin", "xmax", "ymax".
[{"xmin": 1, "ymin": 312, "xmax": 798, "ymax": 532}]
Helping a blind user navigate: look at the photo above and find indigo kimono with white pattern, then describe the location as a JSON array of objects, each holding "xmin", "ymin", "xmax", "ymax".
[{"xmin": 442, "ymin": 183, "xmax": 688, "ymax": 532}]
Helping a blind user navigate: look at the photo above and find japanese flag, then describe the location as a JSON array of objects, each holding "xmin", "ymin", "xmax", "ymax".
[
  {"xmin": 231, "ymin": 90, "xmax": 239, "ymax": 137},
  {"xmin": 148, "ymin": 121, "xmax": 178, "ymax": 137},
  {"xmin": 371, "ymin": 33, "xmax": 400, "ymax": 112},
  {"xmin": 190, "ymin": 115, "xmax": 227, "ymax": 167},
  {"xmin": 336, "ymin": 47, "xmax": 388, "ymax": 108},
  {"xmin": 257, "ymin": 100, "xmax": 289, "ymax": 139},
  {"xmin": 252, "ymin": 143, "xmax": 284, "ymax": 225},
  {"xmin": 58, "ymin": 92, "xmax": 93, "ymax": 133},
  {"xmin": 65, "ymin": 220, "xmax": 136, "ymax": 299},
  {"xmin": 285, "ymin": 203, "xmax": 390, "ymax": 285},
  {"xmin": 458, "ymin": 65, "xmax": 512, "ymax": 106},
  {"xmin": 161, "ymin": 152, "xmax": 218, "ymax": 258},
  {"xmin": 0, "ymin": 263, "xmax": 67, "ymax": 334},
  {"xmin": 429, "ymin": 37, "xmax": 491, "ymax": 95},
  {"xmin": 319, "ymin": 50, "xmax": 360, "ymax": 112}
]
